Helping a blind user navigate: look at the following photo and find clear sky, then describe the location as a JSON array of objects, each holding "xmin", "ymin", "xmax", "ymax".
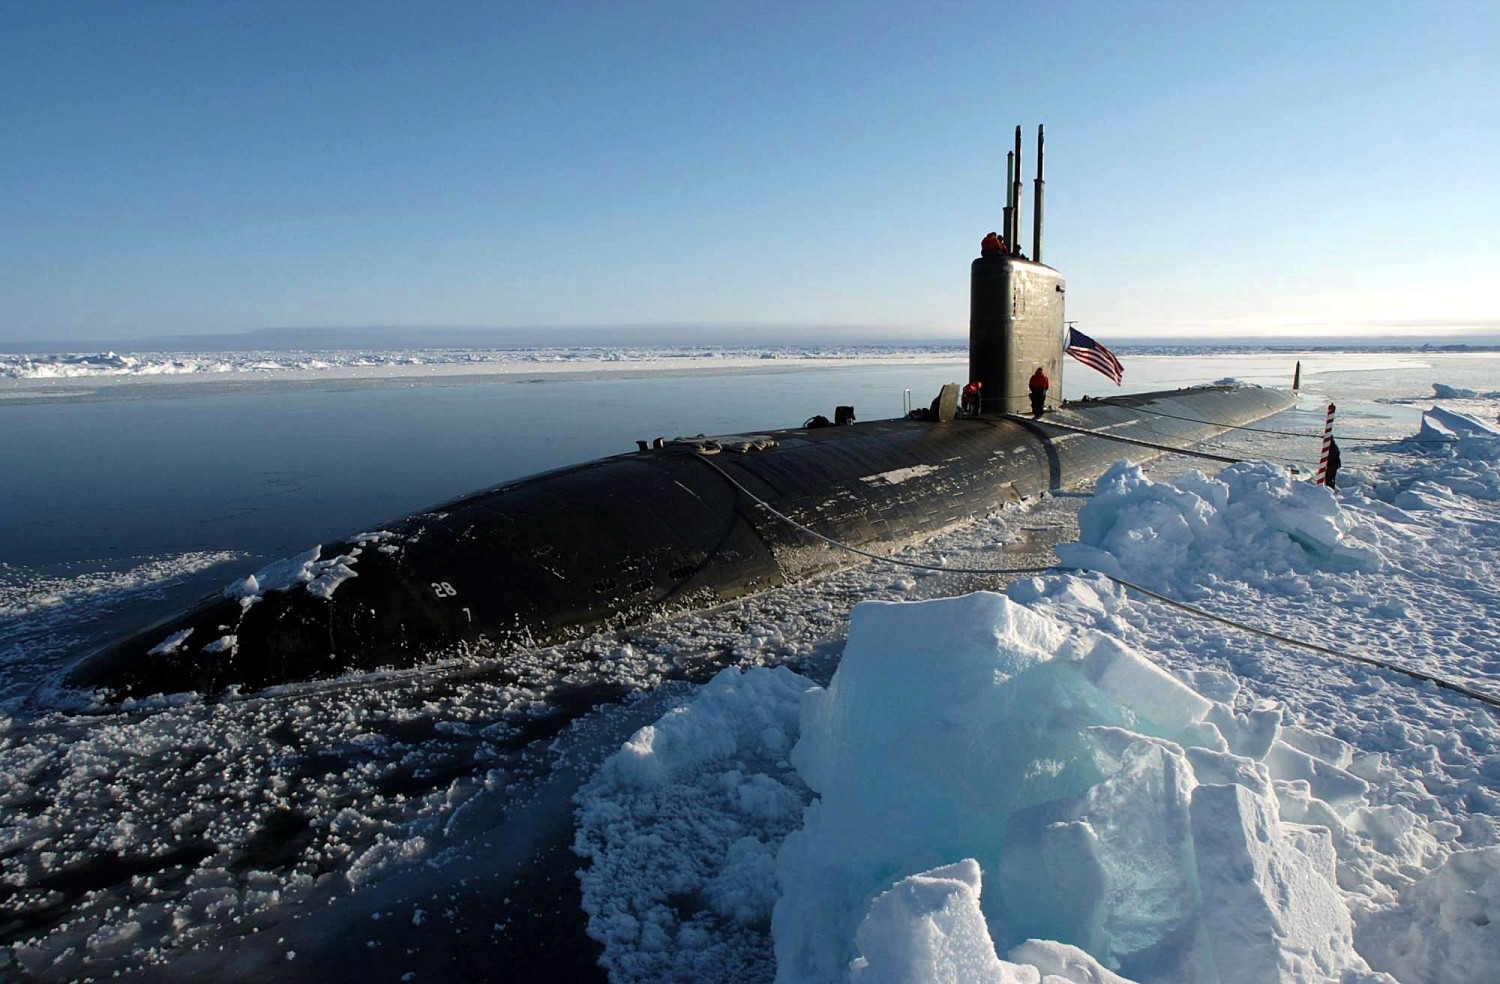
[{"xmin": 2, "ymin": 1, "xmax": 1495, "ymax": 345}]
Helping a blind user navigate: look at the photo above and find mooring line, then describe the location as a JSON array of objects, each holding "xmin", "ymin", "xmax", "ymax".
[
  {"xmin": 1001, "ymin": 413, "xmax": 1251, "ymax": 465},
  {"xmin": 1087, "ymin": 398, "xmax": 1457, "ymax": 444},
  {"xmin": 1087, "ymin": 572, "xmax": 1500, "ymax": 710}
]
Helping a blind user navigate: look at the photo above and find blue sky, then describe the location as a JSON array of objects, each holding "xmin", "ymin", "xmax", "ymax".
[{"xmin": 2, "ymin": 1, "xmax": 1495, "ymax": 344}]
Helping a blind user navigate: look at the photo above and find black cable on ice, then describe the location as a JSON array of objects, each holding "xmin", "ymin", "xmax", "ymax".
[
  {"xmin": 1086, "ymin": 398, "xmax": 1457, "ymax": 444},
  {"xmin": 1001, "ymin": 414, "xmax": 1251, "ymax": 465},
  {"xmin": 1088, "ymin": 571, "xmax": 1500, "ymax": 712}
]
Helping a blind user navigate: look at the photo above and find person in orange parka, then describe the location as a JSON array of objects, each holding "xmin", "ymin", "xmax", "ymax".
[{"xmin": 1028, "ymin": 367, "xmax": 1049, "ymax": 419}]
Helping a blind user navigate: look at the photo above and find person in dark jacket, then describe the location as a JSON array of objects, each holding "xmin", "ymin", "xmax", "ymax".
[
  {"xmin": 1325, "ymin": 438, "xmax": 1341, "ymax": 490},
  {"xmin": 1028, "ymin": 367, "xmax": 1049, "ymax": 419}
]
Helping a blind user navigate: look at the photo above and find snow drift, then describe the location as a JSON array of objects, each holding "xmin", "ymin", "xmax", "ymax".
[{"xmin": 1056, "ymin": 459, "xmax": 1380, "ymax": 596}]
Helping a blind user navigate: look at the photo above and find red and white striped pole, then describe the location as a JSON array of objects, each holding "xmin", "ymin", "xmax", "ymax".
[{"xmin": 1314, "ymin": 403, "xmax": 1336, "ymax": 485}]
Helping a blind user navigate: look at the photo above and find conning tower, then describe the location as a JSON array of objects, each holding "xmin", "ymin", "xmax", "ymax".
[{"xmin": 970, "ymin": 124, "xmax": 1065, "ymax": 415}]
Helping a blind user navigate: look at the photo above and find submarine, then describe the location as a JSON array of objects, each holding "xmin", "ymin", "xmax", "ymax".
[{"xmin": 68, "ymin": 126, "xmax": 1295, "ymax": 701}]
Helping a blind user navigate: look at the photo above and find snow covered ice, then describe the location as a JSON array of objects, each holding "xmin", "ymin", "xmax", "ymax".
[{"xmin": 0, "ymin": 344, "xmax": 967, "ymax": 381}]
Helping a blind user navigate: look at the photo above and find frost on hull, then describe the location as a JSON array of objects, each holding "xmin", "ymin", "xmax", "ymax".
[{"xmin": 68, "ymin": 386, "xmax": 1294, "ymax": 700}]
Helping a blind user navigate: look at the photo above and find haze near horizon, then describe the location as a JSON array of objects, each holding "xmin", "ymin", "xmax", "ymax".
[{"xmin": 2, "ymin": 1, "xmax": 1495, "ymax": 346}]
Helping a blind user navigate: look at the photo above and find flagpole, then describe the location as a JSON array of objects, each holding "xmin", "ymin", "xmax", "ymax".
[{"xmin": 1315, "ymin": 404, "xmax": 1336, "ymax": 486}]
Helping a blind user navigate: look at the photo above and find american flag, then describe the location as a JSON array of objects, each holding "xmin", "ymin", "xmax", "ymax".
[{"xmin": 1066, "ymin": 326, "xmax": 1123, "ymax": 385}]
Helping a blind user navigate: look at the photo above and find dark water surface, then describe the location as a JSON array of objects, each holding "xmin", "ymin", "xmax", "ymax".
[{"xmin": 1, "ymin": 364, "xmax": 966, "ymax": 570}]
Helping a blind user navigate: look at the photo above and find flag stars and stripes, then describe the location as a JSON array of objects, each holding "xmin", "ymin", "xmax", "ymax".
[{"xmin": 1066, "ymin": 326, "xmax": 1124, "ymax": 385}]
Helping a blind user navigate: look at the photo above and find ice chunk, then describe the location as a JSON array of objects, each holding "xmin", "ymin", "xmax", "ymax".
[
  {"xmin": 777, "ymin": 594, "xmax": 1126, "ymax": 982},
  {"xmin": 791, "ymin": 593, "xmax": 1069, "ymax": 795},
  {"xmin": 305, "ymin": 559, "xmax": 358, "ymax": 599},
  {"xmin": 998, "ymin": 815, "xmax": 1109, "ymax": 957},
  {"xmin": 1207, "ymin": 703, "xmax": 1283, "ymax": 761},
  {"xmin": 147, "ymin": 628, "xmax": 194, "ymax": 656},
  {"xmin": 1184, "ymin": 745, "xmax": 1272, "ymax": 798},
  {"xmin": 1005, "ymin": 939, "xmax": 1137, "ymax": 984},
  {"xmin": 201, "ymin": 635, "xmax": 236, "ymax": 656},
  {"xmin": 1176, "ymin": 668, "xmax": 1241, "ymax": 705},
  {"xmin": 1396, "ymin": 481, "xmax": 1462, "ymax": 511},
  {"xmin": 1264, "ymin": 741, "xmax": 1370, "ymax": 811},
  {"xmin": 1414, "ymin": 413, "xmax": 1458, "ymax": 445},
  {"xmin": 849, "ymin": 860, "xmax": 1011, "ymax": 983},
  {"xmin": 1190, "ymin": 782, "xmax": 1373, "ymax": 983},
  {"xmin": 1077, "ymin": 731, "xmax": 1203, "ymax": 972},
  {"xmin": 223, "ymin": 575, "xmax": 260, "ymax": 600},
  {"xmin": 1279, "ymin": 724, "xmax": 1353, "ymax": 770},
  {"xmin": 1423, "ymin": 405, "xmax": 1500, "ymax": 438},
  {"xmin": 1079, "ymin": 634, "xmax": 1212, "ymax": 734}
]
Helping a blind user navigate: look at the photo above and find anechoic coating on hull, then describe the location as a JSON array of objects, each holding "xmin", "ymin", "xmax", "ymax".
[{"xmin": 67, "ymin": 385, "xmax": 1295, "ymax": 700}]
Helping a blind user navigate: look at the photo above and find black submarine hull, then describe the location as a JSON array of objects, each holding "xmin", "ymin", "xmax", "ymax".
[{"xmin": 67, "ymin": 384, "xmax": 1294, "ymax": 700}]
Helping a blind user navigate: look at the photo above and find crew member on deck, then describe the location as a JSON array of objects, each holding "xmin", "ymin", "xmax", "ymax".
[
  {"xmin": 1028, "ymin": 367, "xmax": 1049, "ymax": 419},
  {"xmin": 962, "ymin": 380, "xmax": 982, "ymax": 416}
]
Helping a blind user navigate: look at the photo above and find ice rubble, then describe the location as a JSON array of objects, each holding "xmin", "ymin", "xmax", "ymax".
[
  {"xmin": 1431, "ymin": 385, "xmax": 1500, "ymax": 400},
  {"xmin": 1056, "ymin": 456, "xmax": 1380, "ymax": 597},
  {"xmin": 577, "ymin": 588, "xmax": 1431, "ymax": 983},
  {"xmin": 573, "ymin": 666, "xmax": 811, "ymax": 983},
  {"xmin": 773, "ymin": 590, "xmax": 1400, "ymax": 983},
  {"xmin": 0, "ymin": 345, "xmax": 966, "ymax": 380},
  {"xmin": 1365, "ymin": 408, "xmax": 1500, "ymax": 517},
  {"xmin": 223, "ymin": 546, "xmax": 359, "ymax": 603},
  {"xmin": 1057, "ymin": 459, "xmax": 1381, "ymax": 596}
]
